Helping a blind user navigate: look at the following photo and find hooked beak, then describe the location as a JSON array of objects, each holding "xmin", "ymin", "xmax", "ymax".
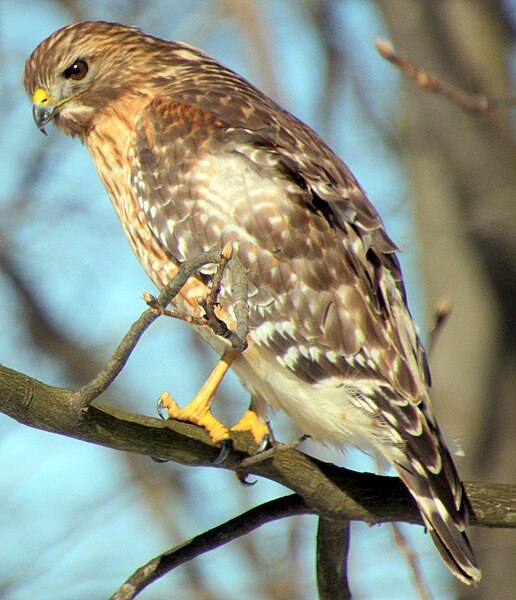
[{"xmin": 32, "ymin": 88, "xmax": 56, "ymax": 135}]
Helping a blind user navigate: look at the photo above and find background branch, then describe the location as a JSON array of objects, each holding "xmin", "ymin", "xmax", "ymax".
[
  {"xmin": 375, "ymin": 38, "xmax": 516, "ymax": 112},
  {"xmin": 110, "ymin": 494, "xmax": 309, "ymax": 600}
]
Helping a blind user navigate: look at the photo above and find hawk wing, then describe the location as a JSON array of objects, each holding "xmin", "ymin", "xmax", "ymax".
[{"xmin": 131, "ymin": 92, "xmax": 426, "ymax": 390}]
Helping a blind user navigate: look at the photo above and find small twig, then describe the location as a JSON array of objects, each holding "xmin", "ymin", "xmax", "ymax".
[
  {"xmin": 375, "ymin": 38, "xmax": 516, "ymax": 113},
  {"xmin": 390, "ymin": 523, "xmax": 433, "ymax": 600},
  {"xmin": 109, "ymin": 494, "xmax": 311, "ymax": 600},
  {"xmin": 146, "ymin": 245, "xmax": 248, "ymax": 351},
  {"xmin": 198, "ymin": 242, "xmax": 235, "ymax": 343},
  {"xmin": 73, "ymin": 248, "xmax": 249, "ymax": 410},
  {"xmin": 428, "ymin": 297, "xmax": 452, "ymax": 356},
  {"xmin": 205, "ymin": 241, "xmax": 233, "ymax": 306},
  {"xmin": 142, "ymin": 292, "xmax": 207, "ymax": 327},
  {"xmin": 238, "ymin": 434, "xmax": 310, "ymax": 469},
  {"xmin": 200, "ymin": 243, "xmax": 249, "ymax": 352}
]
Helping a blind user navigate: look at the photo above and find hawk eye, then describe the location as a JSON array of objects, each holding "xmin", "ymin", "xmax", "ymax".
[{"xmin": 63, "ymin": 60, "xmax": 88, "ymax": 81}]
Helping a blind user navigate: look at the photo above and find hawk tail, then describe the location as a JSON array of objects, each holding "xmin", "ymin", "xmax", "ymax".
[{"xmin": 396, "ymin": 461, "xmax": 481, "ymax": 584}]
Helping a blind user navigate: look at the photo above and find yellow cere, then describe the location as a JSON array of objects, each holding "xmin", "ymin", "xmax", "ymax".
[{"xmin": 33, "ymin": 88, "xmax": 50, "ymax": 105}]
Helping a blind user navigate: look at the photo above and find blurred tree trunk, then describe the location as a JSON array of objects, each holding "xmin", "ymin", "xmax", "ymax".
[{"xmin": 377, "ymin": 1, "xmax": 516, "ymax": 598}]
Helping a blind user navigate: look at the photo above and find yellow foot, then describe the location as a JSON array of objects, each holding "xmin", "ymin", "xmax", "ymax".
[
  {"xmin": 231, "ymin": 410, "xmax": 270, "ymax": 450},
  {"xmin": 158, "ymin": 351, "xmax": 238, "ymax": 447},
  {"xmin": 159, "ymin": 391, "xmax": 230, "ymax": 445}
]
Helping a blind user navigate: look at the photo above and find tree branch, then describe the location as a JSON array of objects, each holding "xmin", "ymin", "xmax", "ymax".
[{"xmin": 0, "ymin": 363, "xmax": 514, "ymax": 530}]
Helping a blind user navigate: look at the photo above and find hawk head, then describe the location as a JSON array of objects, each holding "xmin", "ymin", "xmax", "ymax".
[{"xmin": 24, "ymin": 21, "xmax": 190, "ymax": 138}]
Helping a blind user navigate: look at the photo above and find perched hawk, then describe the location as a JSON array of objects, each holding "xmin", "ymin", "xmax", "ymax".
[{"xmin": 24, "ymin": 21, "xmax": 480, "ymax": 584}]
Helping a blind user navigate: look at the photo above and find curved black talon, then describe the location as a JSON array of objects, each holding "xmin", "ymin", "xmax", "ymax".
[
  {"xmin": 237, "ymin": 471, "xmax": 257, "ymax": 486},
  {"xmin": 151, "ymin": 456, "xmax": 169, "ymax": 463},
  {"xmin": 156, "ymin": 397, "xmax": 167, "ymax": 420},
  {"xmin": 257, "ymin": 433, "xmax": 272, "ymax": 454},
  {"xmin": 236, "ymin": 471, "xmax": 258, "ymax": 486},
  {"xmin": 212, "ymin": 439, "xmax": 231, "ymax": 464}
]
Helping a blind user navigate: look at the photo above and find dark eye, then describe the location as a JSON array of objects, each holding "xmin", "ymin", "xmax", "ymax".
[{"xmin": 63, "ymin": 60, "xmax": 89, "ymax": 81}]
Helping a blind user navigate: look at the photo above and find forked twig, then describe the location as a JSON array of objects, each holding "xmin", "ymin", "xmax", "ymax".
[
  {"xmin": 72, "ymin": 248, "xmax": 249, "ymax": 410},
  {"xmin": 145, "ymin": 243, "xmax": 248, "ymax": 352}
]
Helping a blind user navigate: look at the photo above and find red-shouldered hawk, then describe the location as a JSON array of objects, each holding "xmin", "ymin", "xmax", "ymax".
[{"xmin": 24, "ymin": 21, "xmax": 480, "ymax": 584}]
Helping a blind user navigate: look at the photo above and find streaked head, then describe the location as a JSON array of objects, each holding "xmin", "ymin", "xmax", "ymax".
[{"xmin": 24, "ymin": 21, "xmax": 173, "ymax": 137}]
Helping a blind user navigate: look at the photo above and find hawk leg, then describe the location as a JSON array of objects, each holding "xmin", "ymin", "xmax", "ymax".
[{"xmin": 159, "ymin": 350, "xmax": 237, "ymax": 446}]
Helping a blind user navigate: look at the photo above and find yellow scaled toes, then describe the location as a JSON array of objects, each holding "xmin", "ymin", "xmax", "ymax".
[
  {"xmin": 159, "ymin": 351, "xmax": 238, "ymax": 446},
  {"xmin": 159, "ymin": 391, "xmax": 230, "ymax": 444},
  {"xmin": 231, "ymin": 409, "xmax": 270, "ymax": 447}
]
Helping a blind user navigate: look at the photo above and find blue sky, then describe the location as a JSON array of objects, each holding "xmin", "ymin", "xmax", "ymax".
[{"xmin": 0, "ymin": 1, "xmax": 460, "ymax": 598}]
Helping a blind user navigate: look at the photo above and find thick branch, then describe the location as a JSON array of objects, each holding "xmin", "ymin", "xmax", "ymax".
[
  {"xmin": 316, "ymin": 518, "xmax": 351, "ymax": 600},
  {"xmin": 0, "ymin": 363, "xmax": 514, "ymax": 530}
]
